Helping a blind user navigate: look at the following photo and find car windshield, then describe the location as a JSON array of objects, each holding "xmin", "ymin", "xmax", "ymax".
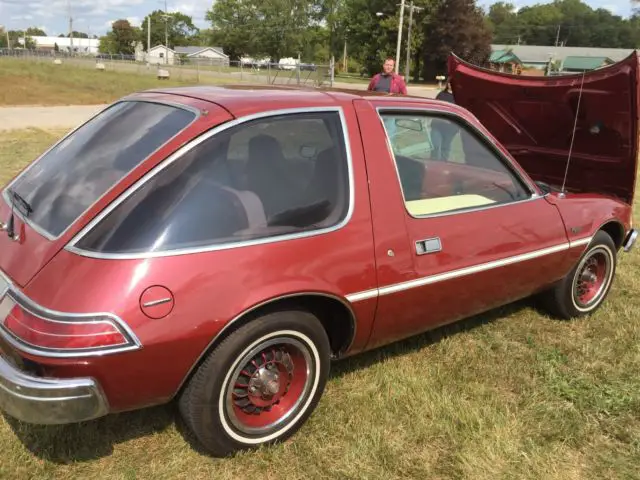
[{"xmin": 5, "ymin": 101, "xmax": 196, "ymax": 238}]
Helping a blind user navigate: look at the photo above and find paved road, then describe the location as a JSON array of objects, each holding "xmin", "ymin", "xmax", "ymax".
[{"xmin": 0, "ymin": 104, "xmax": 108, "ymax": 131}]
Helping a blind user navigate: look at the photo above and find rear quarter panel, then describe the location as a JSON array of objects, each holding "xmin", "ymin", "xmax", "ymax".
[{"xmin": 13, "ymin": 99, "xmax": 378, "ymax": 412}]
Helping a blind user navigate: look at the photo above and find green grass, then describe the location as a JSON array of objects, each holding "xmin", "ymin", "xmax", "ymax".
[
  {"xmin": 0, "ymin": 58, "xmax": 213, "ymax": 106},
  {"xmin": 1, "ymin": 128, "xmax": 640, "ymax": 478}
]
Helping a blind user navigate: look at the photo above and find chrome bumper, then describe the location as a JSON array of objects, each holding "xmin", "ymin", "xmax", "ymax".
[
  {"xmin": 0, "ymin": 354, "xmax": 108, "ymax": 424},
  {"xmin": 624, "ymin": 229, "xmax": 638, "ymax": 252}
]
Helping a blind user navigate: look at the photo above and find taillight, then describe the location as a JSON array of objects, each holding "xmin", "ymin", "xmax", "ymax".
[{"xmin": 0, "ymin": 294, "xmax": 139, "ymax": 356}]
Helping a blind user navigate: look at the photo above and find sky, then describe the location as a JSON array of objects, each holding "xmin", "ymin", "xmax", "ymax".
[{"xmin": 0, "ymin": 0, "xmax": 636, "ymax": 38}]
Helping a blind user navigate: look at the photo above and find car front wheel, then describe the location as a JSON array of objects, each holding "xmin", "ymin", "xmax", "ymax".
[
  {"xmin": 541, "ymin": 230, "xmax": 617, "ymax": 319},
  {"xmin": 178, "ymin": 310, "xmax": 330, "ymax": 457}
]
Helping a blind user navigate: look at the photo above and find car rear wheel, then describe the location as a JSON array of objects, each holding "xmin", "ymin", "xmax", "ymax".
[
  {"xmin": 541, "ymin": 230, "xmax": 617, "ymax": 319},
  {"xmin": 178, "ymin": 310, "xmax": 330, "ymax": 457}
]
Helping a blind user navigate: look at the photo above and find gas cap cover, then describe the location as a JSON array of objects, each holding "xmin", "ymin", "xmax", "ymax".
[{"xmin": 140, "ymin": 286, "xmax": 174, "ymax": 319}]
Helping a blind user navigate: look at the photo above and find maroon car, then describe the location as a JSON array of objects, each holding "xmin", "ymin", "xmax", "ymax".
[{"xmin": 0, "ymin": 53, "xmax": 637, "ymax": 456}]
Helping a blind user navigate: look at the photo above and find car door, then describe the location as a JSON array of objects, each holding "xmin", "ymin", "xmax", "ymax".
[{"xmin": 353, "ymin": 100, "xmax": 571, "ymax": 349}]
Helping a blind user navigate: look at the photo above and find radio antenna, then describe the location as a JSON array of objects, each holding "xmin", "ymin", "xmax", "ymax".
[{"xmin": 560, "ymin": 71, "xmax": 586, "ymax": 196}]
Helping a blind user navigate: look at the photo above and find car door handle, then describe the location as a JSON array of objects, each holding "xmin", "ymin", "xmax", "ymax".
[{"xmin": 415, "ymin": 237, "xmax": 442, "ymax": 255}]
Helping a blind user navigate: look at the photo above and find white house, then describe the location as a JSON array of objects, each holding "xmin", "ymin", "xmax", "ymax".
[
  {"xmin": 174, "ymin": 46, "xmax": 229, "ymax": 66},
  {"xmin": 146, "ymin": 45, "xmax": 176, "ymax": 65}
]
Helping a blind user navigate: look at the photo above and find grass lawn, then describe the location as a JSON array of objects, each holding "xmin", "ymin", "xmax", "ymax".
[
  {"xmin": 1, "ymin": 128, "xmax": 640, "ymax": 478},
  {"xmin": 0, "ymin": 58, "xmax": 209, "ymax": 107}
]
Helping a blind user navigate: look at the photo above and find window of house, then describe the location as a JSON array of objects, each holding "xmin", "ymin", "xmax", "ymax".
[
  {"xmin": 76, "ymin": 111, "xmax": 351, "ymax": 254},
  {"xmin": 380, "ymin": 112, "xmax": 531, "ymax": 217}
]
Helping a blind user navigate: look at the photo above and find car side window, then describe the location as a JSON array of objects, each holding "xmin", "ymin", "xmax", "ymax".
[
  {"xmin": 75, "ymin": 111, "xmax": 350, "ymax": 254},
  {"xmin": 381, "ymin": 112, "xmax": 530, "ymax": 217}
]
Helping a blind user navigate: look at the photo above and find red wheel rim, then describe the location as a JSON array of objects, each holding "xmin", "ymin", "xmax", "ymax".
[
  {"xmin": 224, "ymin": 337, "xmax": 314, "ymax": 436},
  {"xmin": 573, "ymin": 247, "xmax": 612, "ymax": 309}
]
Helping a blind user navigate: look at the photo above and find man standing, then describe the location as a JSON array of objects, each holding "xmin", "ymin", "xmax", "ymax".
[{"xmin": 367, "ymin": 58, "xmax": 408, "ymax": 95}]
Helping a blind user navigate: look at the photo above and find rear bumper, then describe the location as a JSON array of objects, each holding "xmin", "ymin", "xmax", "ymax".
[
  {"xmin": 623, "ymin": 229, "xmax": 637, "ymax": 252},
  {"xmin": 0, "ymin": 354, "xmax": 109, "ymax": 424}
]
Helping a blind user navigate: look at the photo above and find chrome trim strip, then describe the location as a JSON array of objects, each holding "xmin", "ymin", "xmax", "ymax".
[
  {"xmin": 373, "ymin": 105, "xmax": 542, "ymax": 220},
  {"xmin": 346, "ymin": 241, "xmax": 574, "ymax": 302},
  {"xmin": 172, "ymin": 291, "xmax": 357, "ymax": 397},
  {"xmin": 345, "ymin": 289, "xmax": 378, "ymax": 303},
  {"xmin": 380, "ymin": 243, "xmax": 569, "ymax": 296},
  {"xmin": 65, "ymin": 106, "xmax": 355, "ymax": 260},
  {"xmin": 568, "ymin": 236, "xmax": 593, "ymax": 248},
  {"xmin": 1, "ymin": 99, "xmax": 201, "ymax": 242},
  {"xmin": 0, "ymin": 269, "xmax": 142, "ymax": 358},
  {"xmin": 142, "ymin": 298, "xmax": 172, "ymax": 308}
]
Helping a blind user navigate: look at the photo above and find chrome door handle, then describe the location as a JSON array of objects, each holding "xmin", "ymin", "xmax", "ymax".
[{"xmin": 415, "ymin": 237, "xmax": 442, "ymax": 255}]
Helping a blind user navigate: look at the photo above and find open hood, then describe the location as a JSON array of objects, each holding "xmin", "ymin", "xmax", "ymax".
[{"xmin": 448, "ymin": 51, "xmax": 639, "ymax": 205}]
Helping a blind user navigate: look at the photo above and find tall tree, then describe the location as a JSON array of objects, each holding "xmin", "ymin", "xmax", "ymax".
[
  {"xmin": 99, "ymin": 20, "xmax": 139, "ymax": 54},
  {"xmin": 25, "ymin": 27, "xmax": 46, "ymax": 36},
  {"xmin": 486, "ymin": 0, "xmax": 640, "ymax": 48},
  {"xmin": 140, "ymin": 10, "xmax": 199, "ymax": 49},
  {"xmin": 206, "ymin": 0, "xmax": 323, "ymax": 61},
  {"xmin": 422, "ymin": 0, "xmax": 492, "ymax": 79},
  {"xmin": 5, "ymin": 31, "xmax": 36, "ymax": 49}
]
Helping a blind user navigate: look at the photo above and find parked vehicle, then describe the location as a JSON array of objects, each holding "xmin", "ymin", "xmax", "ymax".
[{"xmin": 0, "ymin": 52, "xmax": 637, "ymax": 457}]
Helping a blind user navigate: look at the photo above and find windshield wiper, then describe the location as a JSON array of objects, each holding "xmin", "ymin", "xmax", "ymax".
[
  {"xmin": 2, "ymin": 189, "xmax": 32, "ymax": 241},
  {"xmin": 7, "ymin": 189, "xmax": 33, "ymax": 217}
]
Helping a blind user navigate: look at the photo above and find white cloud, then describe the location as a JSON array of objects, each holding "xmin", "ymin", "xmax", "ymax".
[{"xmin": 601, "ymin": 3, "xmax": 619, "ymax": 13}]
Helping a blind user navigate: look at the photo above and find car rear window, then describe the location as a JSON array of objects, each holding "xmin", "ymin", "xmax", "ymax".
[
  {"xmin": 74, "ymin": 111, "xmax": 351, "ymax": 255},
  {"xmin": 4, "ymin": 101, "xmax": 195, "ymax": 238}
]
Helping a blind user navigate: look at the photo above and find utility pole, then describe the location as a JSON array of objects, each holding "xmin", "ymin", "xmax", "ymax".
[
  {"xmin": 395, "ymin": 0, "xmax": 405, "ymax": 74},
  {"xmin": 68, "ymin": 0, "xmax": 73, "ymax": 54},
  {"xmin": 147, "ymin": 16, "xmax": 151, "ymax": 57},
  {"xmin": 162, "ymin": 0, "xmax": 170, "ymax": 65},
  {"xmin": 554, "ymin": 25, "xmax": 561, "ymax": 47},
  {"xmin": 404, "ymin": 1, "xmax": 423, "ymax": 83},
  {"xmin": 343, "ymin": 39, "xmax": 347, "ymax": 72}
]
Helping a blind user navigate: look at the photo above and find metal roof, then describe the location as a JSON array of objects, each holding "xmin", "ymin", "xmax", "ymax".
[
  {"xmin": 489, "ymin": 49, "xmax": 521, "ymax": 63},
  {"xmin": 491, "ymin": 44, "xmax": 635, "ymax": 63},
  {"xmin": 562, "ymin": 56, "xmax": 614, "ymax": 70},
  {"xmin": 174, "ymin": 46, "xmax": 227, "ymax": 57}
]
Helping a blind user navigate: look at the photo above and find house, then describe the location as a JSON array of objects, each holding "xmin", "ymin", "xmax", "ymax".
[
  {"xmin": 146, "ymin": 45, "xmax": 176, "ymax": 65},
  {"xmin": 490, "ymin": 45, "xmax": 635, "ymax": 71},
  {"xmin": 488, "ymin": 49, "xmax": 522, "ymax": 73},
  {"xmin": 561, "ymin": 56, "xmax": 614, "ymax": 72},
  {"xmin": 174, "ymin": 46, "xmax": 229, "ymax": 66}
]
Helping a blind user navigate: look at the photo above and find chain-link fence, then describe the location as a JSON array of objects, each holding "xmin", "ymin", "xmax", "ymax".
[{"xmin": 0, "ymin": 48, "xmax": 335, "ymax": 87}]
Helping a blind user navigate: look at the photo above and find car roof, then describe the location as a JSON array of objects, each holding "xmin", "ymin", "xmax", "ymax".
[{"xmin": 137, "ymin": 84, "xmax": 451, "ymax": 118}]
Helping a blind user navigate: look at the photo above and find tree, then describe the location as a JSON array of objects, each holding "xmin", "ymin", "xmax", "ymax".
[
  {"xmin": 485, "ymin": 0, "xmax": 640, "ymax": 48},
  {"xmin": 422, "ymin": 0, "xmax": 492, "ymax": 80},
  {"xmin": 99, "ymin": 19, "xmax": 138, "ymax": 54},
  {"xmin": 206, "ymin": 0, "xmax": 323, "ymax": 61},
  {"xmin": 140, "ymin": 10, "xmax": 199, "ymax": 49},
  {"xmin": 6, "ymin": 30, "xmax": 36, "ymax": 49},
  {"xmin": 25, "ymin": 27, "xmax": 46, "ymax": 36}
]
